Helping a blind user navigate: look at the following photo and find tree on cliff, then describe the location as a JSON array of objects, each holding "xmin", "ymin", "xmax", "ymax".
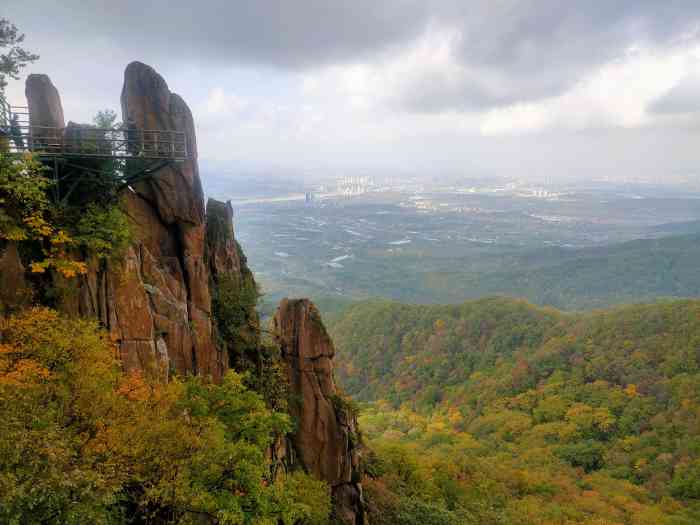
[
  {"xmin": 0, "ymin": 307, "xmax": 332, "ymax": 524},
  {"xmin": 0, "ymin": 18, "xmax": 38, "ymax": 92}
]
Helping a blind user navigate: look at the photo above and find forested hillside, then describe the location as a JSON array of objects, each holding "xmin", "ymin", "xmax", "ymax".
[
  {"xmin": 330, "ymin": 298, "xmax": 700, "ymax": 523},
  {"xmin": 291, "ymin": 232, "xmax": 700, "ymax": 324},
  {"xmin": 416, "ymin": 233, "xmax": 700, "ymax": 310},
  {"xmin": 0, "ymin": 308, "xmax": 330, "ymax": 523},
  {"xmin": 304, "ymin": 233, "xmax": 700, "ymax": 319}
]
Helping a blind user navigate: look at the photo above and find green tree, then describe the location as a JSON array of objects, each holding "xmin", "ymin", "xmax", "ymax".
[
  {"xmin": 0, "ymin": 308, "xmax": 331, "ymax": 524},
  {"xmin": 0, "ymin": 152, "xmax": 87, "ymax": 276},
  {"xmin": 0, "ymin": 18, "xmax": 38, "ymax": 92},
  {"xmin": 93, "ymin": 109, "xmax": 119, "ymax": 129}
]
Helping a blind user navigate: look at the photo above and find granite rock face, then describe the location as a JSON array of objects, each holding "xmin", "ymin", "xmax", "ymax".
[
  {"xmin": 25, "ymin": 74, "xmax": 65, "ymax": 129},
  {"xmin": 121, "ymin": 61, "xmax": 205, "ymax": 226},
  {"xmin": 25, "ymin": 74, "xmax": 65, "ymax": 150},
  {"xmin": 14, "ymin": 62, "xmax": 367, "ymax": 523},
  {"xmin": 274, "ymin": 299, "xmax": 366, "ymax": 525},
  {"xmin": 0, "ymin": 243, "xmax": 32, "ymax": 316},
  {"xmin": 22, "ymin": 63, "xmax": 228, "ymax": 381},
  {"xmin": 206, "ymin": 199, "xmax": 242, "ymax": 281}
]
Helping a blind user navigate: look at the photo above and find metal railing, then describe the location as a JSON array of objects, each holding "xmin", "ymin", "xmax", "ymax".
[
  {"xmin": 7, "ymin": 124, "xmax": 188, "ymax": 160},
  {"xmin": 1, "ymin": 94, "xmax": 187, "ymax": 161}
]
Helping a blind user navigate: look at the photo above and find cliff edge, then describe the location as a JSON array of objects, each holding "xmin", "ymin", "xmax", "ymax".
[{"xmin": 0, "ymin": 62, "xmax": 365, "ymax": 524}]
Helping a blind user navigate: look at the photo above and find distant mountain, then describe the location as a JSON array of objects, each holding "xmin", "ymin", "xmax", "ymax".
[
  {"xmin": 307, "ymin": 232, "xmax": 700, "ymax": 318},
  {"xmin": 419, "ymin": 232, "xmax": 700, "ymax": 310}
]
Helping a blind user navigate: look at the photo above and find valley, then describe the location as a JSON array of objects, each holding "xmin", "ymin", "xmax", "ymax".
[
  {"xmin": 209, "ymin": 177, "xmax": 700, "ymax": 313},
  {"xmin": 4, "ymin": 4, "xmax": 700, "ymax": 524}
]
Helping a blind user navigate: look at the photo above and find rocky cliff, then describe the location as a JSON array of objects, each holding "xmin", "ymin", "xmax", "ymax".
[
  {"xmin": 274, "ymin": 299, "xmax": 366, "ymax": 525},
  {"xmin": 2, "ymin": 62, "xmax": 365, "ymax": 524},
  {"xmin": 20, "ymin": 64, "xmax": 226, "ymax": 381}
]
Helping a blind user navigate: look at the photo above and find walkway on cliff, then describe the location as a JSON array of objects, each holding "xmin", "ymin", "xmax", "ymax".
[{"xmin": 0, "ymin": 91, "xmax": 187, "ymax": 161}]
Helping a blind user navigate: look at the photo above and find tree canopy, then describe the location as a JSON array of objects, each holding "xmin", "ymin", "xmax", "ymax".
[
  {"xmin": 330, "ymin": 298, "xmax": 700, "ymax": 524},
  {"xmin": 0, "ymin": 308, "xmax": 331, "ymax": 524},
  {"xmin": 0, "ymin": 18, "xmax": 38, "ymax": 92}
]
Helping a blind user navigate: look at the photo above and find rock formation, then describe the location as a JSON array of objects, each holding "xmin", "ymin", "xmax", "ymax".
[
  {"xmin": 206, "ymin": 197, "xmax": 261, "ymax": 369},
  {"xmin": 21, "ymin": 63, "xmax": 227, "ymax": 381},
  {"xmin": 10, "ymin": 62, "xmax": 367, "ymax": 523},
  {"xmin": 25, "ymin": 74, "xmax": 65, "ymax": 149},
  {"xmin": 0, "ymin": 243, "xmax": 31, "ymax": 316},
  {"xmin": 206, "ymin": 199, "xmax": 243, "ymax": 281},
  {"xmin": 274, "ymin": 299, "xmax": 366, "ymax": 525},
  {"xmin": 26, "ymin": 74, "xmax": 65, "ymax": 129}
]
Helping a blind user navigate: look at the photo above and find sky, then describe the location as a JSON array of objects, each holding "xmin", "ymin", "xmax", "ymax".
[{"xmin": 5, "ymin": 1, "xmax": 700, "ymax": 184}]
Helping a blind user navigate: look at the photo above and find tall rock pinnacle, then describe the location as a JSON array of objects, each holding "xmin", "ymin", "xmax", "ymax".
[
  {"xmin": 274, "ymin": 299, "xmax": 366, "ymax": 525},
  {"xmin": 25, "ymin": 74, "xmax": 65, "ymax": 129},
  {"xmin": 22, "ymin": 63, "xmax": 228, "ymax": 381},
  {"xmin": 121, "ymin": 61, "xmax": 204, "ymax": 225},
  {"xmin": 25, "ymin": 74, "xmax": 64, "ymax": 147},
  {"xmin": 13, "ymin": 63, "xmax": 367, "ymax": 524}
]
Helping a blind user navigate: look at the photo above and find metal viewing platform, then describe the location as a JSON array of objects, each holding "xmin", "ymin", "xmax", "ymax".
[{"xmin": 0, "ymin": 93, "xmax": 187, "ymax": 161}]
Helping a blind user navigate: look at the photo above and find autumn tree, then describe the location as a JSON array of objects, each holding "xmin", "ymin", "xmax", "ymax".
[
  {"xmin": 0, "ymin": 308, "xmax": 331, "ymax": 524},
  {"xmin": 0, "ymin": 152, "xmax": 87, "ymax": 276}
]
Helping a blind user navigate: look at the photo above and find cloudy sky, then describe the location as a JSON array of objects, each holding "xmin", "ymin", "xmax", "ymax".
[{"xmin": 5, "ymin": 1, "xmax": 700, "ymax": 183}]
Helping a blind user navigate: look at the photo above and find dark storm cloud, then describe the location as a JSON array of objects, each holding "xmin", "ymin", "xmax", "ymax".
[
  {"xmin": 6, "ymin": 0, "xmax": 700, "ymax": 111},
  {"xmin": 399, "ymin": 0, "xmax": 700, "ymax": 112},
  {"xmin": 5, "ymin": 0, "xmax": 431, "ymax": 68}
]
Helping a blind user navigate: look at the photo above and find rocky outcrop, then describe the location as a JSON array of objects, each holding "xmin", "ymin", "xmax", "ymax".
[
  {"xmin": 0, "ymin": 243, "xmax": 32, "ymax": 316},
  {"xmin": 120, "ymin": 61, "xmax": 218, "ymax": 377},
  {"xmin": 20, "ymin": 63, "xmax": 230, "ymax": 381},
  {"xmin": 121, "ymin": 62, "xmax": 205, "ymax": 226},
  {"xmin": 26, "ymin": 74, "xmax": 64, "ymax": 130},
  {"xmin": 206, "ymin": 198, "xmax": 261, "ymax": 366},
  {"xmin": 206, "ymin": 199, "xmax": 242, "ymax": 281},
  {"xmin": 25, "ymin": 74, "xmax": 64, "ymax": 151},
  {"xmin": 14, "ymin": 62, "xmax": 367, "ymax": 523},
  {"xmin": 274, "ymin": 299, "xmax": 365, "ymax": 525}
]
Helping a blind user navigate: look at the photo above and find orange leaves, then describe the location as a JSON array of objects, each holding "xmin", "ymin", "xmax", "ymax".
[
  {"xmin": 0, "ymin": 343, "xmax": 15, "ymax": 357},
  {"xmin": 6, "ymin": 358, "xmax": 51, "ymax": 383},
  {"xmin": 624, "ymin": 384, "xmax": 638, "ymax": 398},
  {"xmin": 30, "ymin": 257, "xmax": 88, "ymax": 277},
  {"xmin": 16, "ymin": 305, "xmax": 60, "ymax": 325},
  {"xmin": 0, "ymin": 341, "xmax": 52, "ymax": 387},
  {"xmin": 22, "ymin": 212, "xmax": 53, "ymax": 238},
  {"xmin": 117, "ymin": 371, "xmax": 155, "ymax": 402},
  {"xmin": 0, "ymin": 153, "xmax": 91, "ymax": 278},
  {"xmin": 26, "ymin": 226, "xmax": 89, "ymax": 277}
]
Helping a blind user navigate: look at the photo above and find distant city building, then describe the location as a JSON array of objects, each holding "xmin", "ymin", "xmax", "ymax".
[{"xmin": 335, "ymin": 175, "xmax": 374, "ymax": 196}]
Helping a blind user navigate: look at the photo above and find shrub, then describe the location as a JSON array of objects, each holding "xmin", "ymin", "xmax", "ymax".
[{"xmin": 74, "ymin": 203, "xmax": 131, "ymax": 260}]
